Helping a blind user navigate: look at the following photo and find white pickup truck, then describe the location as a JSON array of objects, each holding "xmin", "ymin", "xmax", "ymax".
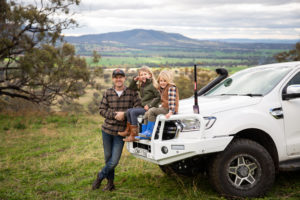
[{"xmin": 127, "ymin": 61, "xmax": 300, "ymax": 198}]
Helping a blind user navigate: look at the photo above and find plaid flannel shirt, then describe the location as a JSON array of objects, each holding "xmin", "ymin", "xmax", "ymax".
[
  {"xmin": 168, "ymin": 86, "xmax": 177, "ymax": 113},
  {"xmin": 99, "ymin": 87, "xmax": 141, "ymax": 135}
]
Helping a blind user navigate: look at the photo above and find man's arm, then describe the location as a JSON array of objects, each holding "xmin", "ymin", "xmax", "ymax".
[{"xmin": 99, "ymin": 91, "xmax": 116, "ymax": 119}]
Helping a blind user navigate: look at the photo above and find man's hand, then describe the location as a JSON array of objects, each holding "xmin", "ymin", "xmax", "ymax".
[{"xmin": 115, "ymin": 112, "xmax": 125, "ymax": 121}]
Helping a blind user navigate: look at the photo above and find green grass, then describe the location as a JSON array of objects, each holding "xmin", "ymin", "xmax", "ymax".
[
  {"xmin": 1, "ymin": 113, "xmax": 300, "ymax": 199},
  {"xmin": 86, "ymin": 56, "xmax": 246, "ymax": 67}
]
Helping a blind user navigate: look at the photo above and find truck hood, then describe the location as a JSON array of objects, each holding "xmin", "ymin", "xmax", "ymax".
[{"xmin": 178, "ymin": 95, "xmax": 262, "ymax": 115}]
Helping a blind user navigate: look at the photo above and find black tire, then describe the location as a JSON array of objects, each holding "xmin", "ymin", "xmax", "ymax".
[
  {"xmin": 159, "ymin": 156, "xmax": 208, "ymax": 177},
  {"xmin": 209, "ymin": 139, "xmax": 275, "ymax": 198}
]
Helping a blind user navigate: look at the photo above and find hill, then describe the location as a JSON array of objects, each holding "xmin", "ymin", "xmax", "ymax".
[
  {"xmin": 65, "ymin": 29, "xmax": 213, "ymax": 48},
  {"xmin": 64, "ymin": 29, "xmax": 295, "ymax": 67},
  {"xmin": 65, "ymin": 29, "xmax": 294, "ymax": 51},
  {"xmin": 212, "ymin": 38, "xmax": 299, "ymax": 44}
]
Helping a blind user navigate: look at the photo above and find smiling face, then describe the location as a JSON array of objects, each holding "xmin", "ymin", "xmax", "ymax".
[
  {"xmin": 112, "ymin": 75, "xmax": 125, "ymax": 90},
  {"xmin": 159, "ymin": 78, "xmax": 168, "ymax": 89},
  {"xmin": 139, "ymin": 71, "xmax": 151, "ymax": 83}
]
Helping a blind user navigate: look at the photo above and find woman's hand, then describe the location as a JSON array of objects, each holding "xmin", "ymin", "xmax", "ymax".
[{"xmin": 165, "ymin": 112, "xmax": 172, "ymax": 119}]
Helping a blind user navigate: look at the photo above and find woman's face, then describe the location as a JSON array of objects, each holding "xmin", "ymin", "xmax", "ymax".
[
  {"xmin": 139, "ymin": 71, "xmax": 151, "ymax": 83},
  {"xmin": 159, "ymin": 78, "xmax": 168, "ymax": 89}
]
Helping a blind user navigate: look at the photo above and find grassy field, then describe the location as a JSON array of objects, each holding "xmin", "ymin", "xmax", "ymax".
[
  {"xmin": 1, "ymin": 113, "xmax": 300, "ymax": 200},
  {"xmin": 87, "ymin": 56, "xmax": 245, "ymax": 67}
]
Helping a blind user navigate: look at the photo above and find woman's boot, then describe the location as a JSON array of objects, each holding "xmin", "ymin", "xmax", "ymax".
[
  {"xmin": 123, "ymin": 125, "xmax": 138, "ymax": 142},
  {"xmin": 118, "ymin": 122, "xmax": 131, "ymax": 137}
]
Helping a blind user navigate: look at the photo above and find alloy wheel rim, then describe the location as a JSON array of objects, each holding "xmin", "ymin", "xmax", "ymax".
[{"xmin": 226, "ymin": 154, "xmax": 262, "ymax": 190}]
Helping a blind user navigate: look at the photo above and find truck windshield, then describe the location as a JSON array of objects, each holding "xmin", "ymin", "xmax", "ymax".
[{"xmin": 205, "ymin": 67, "xmax": 292, "ymax": 96}]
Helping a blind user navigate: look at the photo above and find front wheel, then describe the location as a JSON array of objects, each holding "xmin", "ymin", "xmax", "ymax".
[{"xmin": 209, "ymin": 139, "xmax": 275, "ymax": 198}]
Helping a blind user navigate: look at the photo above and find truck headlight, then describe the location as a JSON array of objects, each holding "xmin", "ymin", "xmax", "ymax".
[
  {"xmin": 177, "ymin": 116, "xmax": 216, "ymax": 132},
  {"xmin": 180, "ymin": 118, "xmax": 201, "ymax": 132}
]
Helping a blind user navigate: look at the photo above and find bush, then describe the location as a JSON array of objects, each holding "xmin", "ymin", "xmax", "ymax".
[
  {"xmin": 14, "ymin": 122, "xmax": 26, "ymax": 130},
  {"xmin": 58, "ymin": 99, "xmax": 85, "ymax": 114},
  {"xmin": 0, "ymin": 97, "xmax": 50, "ymax": 114},
  {"xmin": 87, "ymin": 92, "xmax": 101, "ymax": 114}
]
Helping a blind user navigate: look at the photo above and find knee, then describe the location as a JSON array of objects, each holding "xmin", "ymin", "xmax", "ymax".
[
  {"xmin": 104, "ymin": 152, "xmax": 112, "ymax": 163},
  {"xmin": 147, "ymin": 108, "xmax": 155, "ymax": 114},
  {"xmin": 129, "ymin": 109, "xmax": 137, "ymax": 118},
  {"xmin": 107, "ymin": 159, "xmax": 119, "ymax": 169},
  {"xmin": 127, "ymin": 108, "xmax": 133, "ymax": 116},
  {"xmin": 148, "ymin": 108, "xmax": 158, "ymax": 117}
]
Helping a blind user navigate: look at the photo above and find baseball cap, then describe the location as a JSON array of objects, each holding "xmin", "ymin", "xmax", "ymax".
[{"xmin": 112, "ymin": 69, "xmax": 125, "ymax": 77}]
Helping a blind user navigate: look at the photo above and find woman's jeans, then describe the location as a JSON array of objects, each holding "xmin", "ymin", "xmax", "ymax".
[
  {"xmin": 126, "ymin": 107, "xmax": 146, "ymax": 125},
  {"xmin": 98, "ymin": 130, "xmax": 124, "ymax": 180}
]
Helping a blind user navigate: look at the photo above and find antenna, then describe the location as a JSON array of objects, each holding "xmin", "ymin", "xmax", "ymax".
[{"xmin": 193, "ymin": 64, "xmax": 199, "ymax": 114}]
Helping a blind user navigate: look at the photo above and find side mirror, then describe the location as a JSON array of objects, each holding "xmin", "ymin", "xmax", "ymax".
[{"xmin": 282, "ymin": 84, "xmax": 300, "ymax": 100}]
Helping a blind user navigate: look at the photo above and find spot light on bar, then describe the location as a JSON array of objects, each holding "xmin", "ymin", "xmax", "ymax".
[{"xmin": 161, "ymin": 146, "xmax": 168, "ymax": 154}]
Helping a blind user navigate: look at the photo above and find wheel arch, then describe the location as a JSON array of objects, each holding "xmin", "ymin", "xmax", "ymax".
[{"xmin": 232, "ymin": 128, "xmax": 279, "ymax": 172}]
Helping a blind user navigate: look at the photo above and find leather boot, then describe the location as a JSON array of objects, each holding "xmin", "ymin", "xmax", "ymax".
[
  {"xmin": 118, "ymin": 122, "xmax": 131, "ymax": 137},
  {"xmin": 123, "ymin": 125, "xmax": 138, "ymax": 142},
  {"xmin": 92, "ymin": 174, "xmax": 104, "ymax": 190},
  {"xmin": 102, "ymin": 179, "xmax": 115, "ymax": 191}
]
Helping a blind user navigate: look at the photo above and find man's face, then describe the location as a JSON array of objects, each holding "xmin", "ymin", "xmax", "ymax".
[{"xmin": 112, "ymin": 75, "xmax": 125, "ymax": 88}]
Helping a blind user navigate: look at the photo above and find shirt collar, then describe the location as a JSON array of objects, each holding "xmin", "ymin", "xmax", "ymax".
[{"xmin": 113, "ymin": 86, "xmax": 127, "ymax": 94}]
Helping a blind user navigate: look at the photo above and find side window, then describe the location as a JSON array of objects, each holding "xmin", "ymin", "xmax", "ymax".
[
  {"xmin": 287, "ymin": 71, "xmax": 300, "ymax": 85},
  {"xmin": 283, "ymin": 71, "xmax": 300, "ymax": 94}
]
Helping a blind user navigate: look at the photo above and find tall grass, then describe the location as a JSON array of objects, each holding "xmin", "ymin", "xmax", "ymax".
[{"xmin": 0, "ymin": 113, "xmax": 300, "ymax": 199}]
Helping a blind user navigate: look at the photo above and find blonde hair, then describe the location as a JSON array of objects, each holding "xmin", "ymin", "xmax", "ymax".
[
  {"xmin": 157, "ymin": 70, "xmax": 175, "ymax": 89},
  {"xmin": 138, "ymin": 66, "xmax": 158, "ymax": 88}
]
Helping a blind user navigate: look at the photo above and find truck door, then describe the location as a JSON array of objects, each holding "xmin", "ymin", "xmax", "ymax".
[{"xmin": 282, "ymin": 71, "xmax": 300, "ymax": 156}]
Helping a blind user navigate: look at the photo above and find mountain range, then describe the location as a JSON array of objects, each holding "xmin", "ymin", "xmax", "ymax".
[
  {"xmin": 64, "ymin": 29, "xmax": 296, "ymax": 58},
  {"xmin": 65, "ymin": 29, "xmax": 211, "ymax": 48},
  {"xmin": 65, "ymin": 29, "xmax": 297, "ymax": 47}
]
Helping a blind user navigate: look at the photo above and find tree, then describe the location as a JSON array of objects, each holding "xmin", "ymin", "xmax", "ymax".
[
  {"xmin": 92, "ymin": 50, "xmax": 101, "ymax": 63},
  {"xmin": 0, "ymin": 0, "xmax": 90, "ymax": 105},
  {"xmin": 275, "ymin": 42, "xmax": 300, "ymax": 62},
  {"xmin": 89, "ymin": 50, "xmax": 103, "ymax": 88},
  {"xmin": 174, "ymin": 74, "xmax": 193, "ymax": 99}
]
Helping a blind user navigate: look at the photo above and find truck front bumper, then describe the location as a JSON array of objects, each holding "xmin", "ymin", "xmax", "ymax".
[{"xmin": 127, "ymin": 136, "xmax": 233, "ymax": 165}]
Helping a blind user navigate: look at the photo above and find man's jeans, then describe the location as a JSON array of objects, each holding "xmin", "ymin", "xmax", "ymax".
[{"xmin": 98, "ymin": 130, "xmax": 124, "ymax": 180}]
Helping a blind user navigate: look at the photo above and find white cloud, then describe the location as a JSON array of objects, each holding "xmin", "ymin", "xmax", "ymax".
[{"xmin": 62, "ymin": 0, "xmax": 300, "ymax": 39}]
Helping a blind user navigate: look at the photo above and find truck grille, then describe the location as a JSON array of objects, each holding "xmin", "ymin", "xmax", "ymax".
[
  {"xmin": 155, "ymin": 121, "xmax": 178, "ymax": 140},
  {"xmin": 133, "ymin": 142, "xmax": 151, "ymax": 152}
]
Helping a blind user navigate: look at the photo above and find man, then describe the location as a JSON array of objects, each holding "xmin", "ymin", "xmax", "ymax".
[{"xmin": 92, "ymin": 69, "xmax": 141, "ymax": 191}]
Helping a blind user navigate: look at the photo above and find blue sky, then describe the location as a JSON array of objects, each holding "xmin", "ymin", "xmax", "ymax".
[{"xmin": 62, "ymin": 0, "xmax": 300, "ymax": 40}]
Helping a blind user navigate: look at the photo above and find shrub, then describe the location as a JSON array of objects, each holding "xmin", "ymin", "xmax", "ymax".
[{"xmin": 14, "ymin": 122, "xmax": 26, "ymax": 130}]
